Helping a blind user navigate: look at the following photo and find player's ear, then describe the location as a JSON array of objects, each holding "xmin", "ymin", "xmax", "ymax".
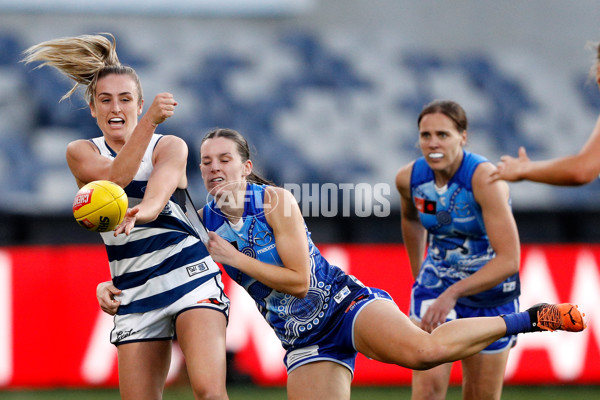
[
  {"xmin": 137, "ymin": 98, "xmax": 144, "ymax": 116},
  {"xmin": 242, "ymin": 159, "xmax": 253, "ymax": 178},
  {"xmin": 89, "ymin": 102, "xmax": 96, "ymax": 118}
]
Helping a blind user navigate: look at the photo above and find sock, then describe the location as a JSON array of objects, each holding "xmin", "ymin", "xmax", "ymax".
[{"xmin": 501, "ymin": 311, "xmax": 535, "ymax": 336}]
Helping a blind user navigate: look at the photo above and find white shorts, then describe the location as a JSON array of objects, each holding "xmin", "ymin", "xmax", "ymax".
[{"xmin": 110, "ymin": 275, "xmax": 229, "ymax": 345}]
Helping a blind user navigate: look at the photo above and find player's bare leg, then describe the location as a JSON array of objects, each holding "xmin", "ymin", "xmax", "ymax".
[
  {"xmin": 461, "ymin": 349, "xmax": 510, "ymax": 400},
  {"xmin": 287, "ymin": 361, "xmax": 352, "ymax": 400},
  {"xmin": 411, "ymin": 362, "xmax": 452, "ymax": 400},
  {"xmin": 353, "ymin": 300, "xmax": 506, "ymax": 370},
  {"xmin": 117, "ymin": 340, "xmax": 171, "ymax": 400},
  {"xmin": 176, "ymin": 308, "xmax": 229, "ymax": 400}
]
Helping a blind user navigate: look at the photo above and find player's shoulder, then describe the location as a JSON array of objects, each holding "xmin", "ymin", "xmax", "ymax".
[
  {"xmin": 263, "ymin": 185, "xmax": 296, "ymax": 207},
  {"xmin": 66, "ymin": 138, "xmax": 99, "ymax": 156},
  {"xmin": 472, "ymin": 160, "xmax": 510, "ymax": 197},
  {"xmin": 265, "ymin": 185, "xmax": 287, "ymax": 196},
  {"xmin": 473, "ymin": 160, "xmax": 496, "ymax": 175},
  {"xmin": 154, "ymin": 134, "xmax": 188, "ymax": 156},
  {"xmin": 156, "ymin": 134, "xmax": 187, "ymax": 147},
  {"xmin": 395, "ymin": 160, "xmax": 416, "ymax": 190}
]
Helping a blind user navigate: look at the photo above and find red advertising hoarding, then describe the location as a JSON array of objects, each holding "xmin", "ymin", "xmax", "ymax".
[{"xmin": 0, "ymin": 243, "xmax": 598, "ymax": 388}]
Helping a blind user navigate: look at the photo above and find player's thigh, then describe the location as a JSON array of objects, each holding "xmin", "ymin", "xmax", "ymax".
[
  {"xmin": 176, "ymin": 308, "xmax": 228, "ymax": 390},
  {"xmin": 287, "ymin": 360, "xmax": 352, "ymax": 400},
  {"xmin": 461, "ymin": 349, "xmax": 510, "ymax": 400},
  {"xmin": 117, "ymin": 340, "xmax": 172, "ymax": 400},
  {"xmin": 354, "ymin": 299, "xmax": 432, "ymax": 367}
]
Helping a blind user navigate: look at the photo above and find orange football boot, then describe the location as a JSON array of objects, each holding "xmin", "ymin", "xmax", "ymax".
[{"xmin": 529, "ymin": 303, "xmax": 586, "ymax": 332}]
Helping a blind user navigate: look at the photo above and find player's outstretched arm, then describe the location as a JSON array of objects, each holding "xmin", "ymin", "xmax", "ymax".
[{"xmin": 492, "ymin": 120, "xmax": 600, "ymax": 186}]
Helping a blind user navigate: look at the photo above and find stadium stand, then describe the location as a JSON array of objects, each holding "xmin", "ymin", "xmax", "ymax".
[{"xmin": 0, "ymin": 0, "xmax": 600, "ymax": 244}]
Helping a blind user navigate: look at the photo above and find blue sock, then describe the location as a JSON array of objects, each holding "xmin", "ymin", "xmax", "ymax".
[{"xmin": 501, "ymin": 311, "xmax": 532, "ymax": 336}]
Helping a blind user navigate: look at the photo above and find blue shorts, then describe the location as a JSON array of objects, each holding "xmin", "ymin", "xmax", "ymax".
[
  {"xmin": 410, "ymin": 286, "xmax": 519, "ymax": 353},
  {"xmin": 283, "ymin": 286, "xmax": 394, "ymax": 375}
]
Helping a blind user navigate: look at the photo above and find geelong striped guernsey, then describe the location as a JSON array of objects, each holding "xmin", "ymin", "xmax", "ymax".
[{"xmin": 90, "ymin": 134, "xmax": 222, "ymax": 315}]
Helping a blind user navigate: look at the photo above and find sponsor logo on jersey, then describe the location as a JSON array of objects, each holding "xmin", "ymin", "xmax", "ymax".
[
  {"xmin": 333, "ymin": 286, "xmax": 351, "ymax": 304},
  {"xmin": 415, "ymin": 197, "xmax": 436, "ymax": 214},
  {"xmin": 345, "ymin": 293, "xmax": 369, "ymax": 313},
  {"xmin": 187, "ymin": 261, "xmax": 209, "ymax": 277},
  {"xmin": 116, "ymin": 329, "xmax": 135, "ymax": 341},
  {"xmin": 257, "ymin": 243, "xmax": 276, "ymax": 255},
  {"xmin": 254, "ymin": 230, "xmax": 273, "ymax": 246}
]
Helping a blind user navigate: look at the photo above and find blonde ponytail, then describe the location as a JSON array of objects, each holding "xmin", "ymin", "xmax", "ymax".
[{"xmin": 22, "ymin": 33, "xmax": 141, "ymax": 104}]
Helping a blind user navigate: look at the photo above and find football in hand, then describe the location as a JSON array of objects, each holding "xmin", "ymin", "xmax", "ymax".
[{"xmin": 72, "ymin": 180, "xmax": 128, "ymax": 232}]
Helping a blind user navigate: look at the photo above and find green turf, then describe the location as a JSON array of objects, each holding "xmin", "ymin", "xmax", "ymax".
[{"xmin": 1, "ymin": 385, "xmax": 598, "ymax": 399}]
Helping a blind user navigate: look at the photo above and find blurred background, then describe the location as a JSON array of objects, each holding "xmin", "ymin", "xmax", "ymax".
[
  {"xmin": 0, "ymin": 0, "xmax": 599, "ymax": 398},
  {"xmin": 2, "ymin": 0, "xmax": 600, "ymax": 245}
]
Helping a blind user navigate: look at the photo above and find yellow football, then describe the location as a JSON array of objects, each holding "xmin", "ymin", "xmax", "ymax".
[{"xmin": 72, "ymin": 180, "xmax": 128, "ymax": 232}]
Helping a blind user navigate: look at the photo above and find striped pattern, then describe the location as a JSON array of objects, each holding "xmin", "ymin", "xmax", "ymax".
[{"xmin": 91, "ymin": 134, "xmax": 222, "ymax": 315}]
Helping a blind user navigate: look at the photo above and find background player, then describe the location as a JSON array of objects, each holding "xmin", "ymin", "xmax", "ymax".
[{"xmin": 396, "ymin": 99, "xmax": 521, "ymax": 400}]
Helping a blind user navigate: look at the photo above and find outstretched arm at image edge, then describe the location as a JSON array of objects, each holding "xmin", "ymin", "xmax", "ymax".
[{"xmin": 493, "ymin": 115, "xmax": 600, "ymax": 185}]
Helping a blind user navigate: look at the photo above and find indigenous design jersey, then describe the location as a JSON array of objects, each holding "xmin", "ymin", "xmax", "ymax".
[
  {"xmin": 91, "ymin": 134, "xmax": 224, "ymax": 315},
  {"xmin": 410, "ymin": 150, "xmax": 520, "ymax": 307},
  {"xmin": 202, "ymin": 183, "xmax": 358, "ymax": 349}
]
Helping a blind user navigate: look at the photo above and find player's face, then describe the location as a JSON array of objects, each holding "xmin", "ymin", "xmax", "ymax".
[
  {"xmin": 418, "ymin": 112, "xmax": 466, "ymax": 175},
  {"xmin": 200, "ymin": 137, "xmax": 252, "ymax": 202},
  {"xmin": 90, "ymin": 74, "xmax": 143, "ymax": 146}
]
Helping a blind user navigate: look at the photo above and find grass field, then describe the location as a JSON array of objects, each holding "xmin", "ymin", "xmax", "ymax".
[{"xmin": 2, "ymin": 385, "xmax": 599, "ymax": 399}]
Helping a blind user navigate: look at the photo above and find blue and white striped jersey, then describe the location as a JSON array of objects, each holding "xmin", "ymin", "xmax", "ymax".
[{"xmin": 91, "ymin": 134, "xmax": 223, "ymax": 315}]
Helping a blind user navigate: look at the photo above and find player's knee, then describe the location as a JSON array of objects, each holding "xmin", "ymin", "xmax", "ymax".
[
  {"xmin": 412, "ymin": 378, "xmax": 447, "ymax": 400},
  {"xmin": 406, "ymin": 343, "xmax": 447, "ymax": 370},
  {"xmin": 190, "ymin": 382, "xmax": 227, "ymax": 400},
  {"xmin": 412, "ymin": 388, "xmax": 446, "ymax": 400}
]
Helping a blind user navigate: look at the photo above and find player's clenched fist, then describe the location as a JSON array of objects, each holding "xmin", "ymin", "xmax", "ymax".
[{"xmin": 145, "ymin": 92, "xmax": 178, "ymax": 127}]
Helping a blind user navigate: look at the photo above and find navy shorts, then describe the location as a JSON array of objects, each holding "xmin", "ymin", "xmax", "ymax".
[
  {"xmin": 283, "ymin": 286, "xmax": 394, "ymax": 375},
  {"xmin": 410, "ymin": 285, "xmax": 519, "ymax": 353}
]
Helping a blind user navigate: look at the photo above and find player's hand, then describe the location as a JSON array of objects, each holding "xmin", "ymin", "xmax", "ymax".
[
  {"xmin": 114, "ymin": 206, "xmax": 139, "ymax": 236},
  {"xmin": 421, "ymin": 290, "xmax": 457, "ymax": 333},
  {"xmin": 97, "ymin": 280, "xmax": 121, "ymax": 316},
  {"xmin": 144, "ymin": 92, "xmax": 178, "ymax": 127},
  {"xmin": 490, "ymin": 146, "xmax": 530, "ymax": 182},
  {"xmin": 206, "ymin": 231, "xmax": 240, "ymax": 266}
]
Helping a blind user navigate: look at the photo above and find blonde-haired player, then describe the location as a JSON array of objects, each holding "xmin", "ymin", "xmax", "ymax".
[{"xmin": 23, "ymin": 34, "xmax": 230, "ymax": 400}]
